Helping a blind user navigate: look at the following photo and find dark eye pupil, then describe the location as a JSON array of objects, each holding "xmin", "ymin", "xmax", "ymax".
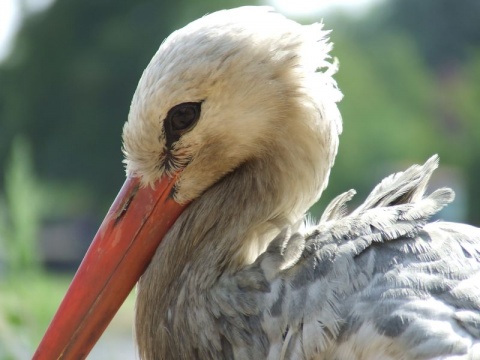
[
  {"xmin": 166, "ymin": 102, "xmax": 202, "ymax": 136},
  {"xmin": 164, "ymin": 102, "xmax": 202, "ymax": 147},
  {"xmin": 171, "ymin": 106, "xmax": 196, "ymax": 131}
]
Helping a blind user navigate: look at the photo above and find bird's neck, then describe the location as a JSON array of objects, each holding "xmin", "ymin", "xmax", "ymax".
[
  {"xmin": 145, "ymin": 140, "xmax": 332, "ymax": 279},
  {"xmin": 135, "ymin": 124, "xmax": 337, "ymax": 358}
]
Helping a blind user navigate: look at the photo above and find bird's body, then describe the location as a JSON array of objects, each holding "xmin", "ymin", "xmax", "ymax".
[
  {"xmin": 33, "ymin": 6, "xmax": 480, "ymax": 360},
  {"xmin": 136, "ymin": 156, "xmax": 480, "ymax": 360}
]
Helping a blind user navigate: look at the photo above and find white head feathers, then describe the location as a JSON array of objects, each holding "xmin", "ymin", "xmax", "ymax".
[{"xmin": 122, "ymin": 6, "xmax": 342, "ymax": 204}]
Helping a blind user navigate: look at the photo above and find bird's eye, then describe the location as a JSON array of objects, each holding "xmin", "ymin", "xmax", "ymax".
[{"xmin": 167, "ymin": 102, "xmax": 202, "ymax": 134}]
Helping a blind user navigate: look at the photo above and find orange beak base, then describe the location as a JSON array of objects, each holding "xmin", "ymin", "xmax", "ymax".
[{"xmin": 33, "ymin": 175, "xmax": 187, "ymax": 359}]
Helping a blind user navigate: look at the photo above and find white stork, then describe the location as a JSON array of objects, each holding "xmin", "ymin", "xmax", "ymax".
[{"xmin": 33, "ymin": 6, "xmax": 480, "ymax": 360}]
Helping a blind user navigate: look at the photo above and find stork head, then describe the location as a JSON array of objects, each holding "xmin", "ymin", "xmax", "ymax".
[
  {"xmin": 33, "ymin": 7, "xmax": 342, "ymax": 360},
  {"xmin": 123, "ymin": 6, "xmax": 342, "ymax": 204}
]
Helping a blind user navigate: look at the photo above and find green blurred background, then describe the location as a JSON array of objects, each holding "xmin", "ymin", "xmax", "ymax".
[{"xmin": 0, "ymin": 0, "xmax": 479, "ymax": 358}]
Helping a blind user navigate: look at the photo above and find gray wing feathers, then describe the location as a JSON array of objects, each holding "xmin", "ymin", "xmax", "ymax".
[
  {"xmin": 353, "ymin": 155, "xmax": 439, "ymax": 213},
  {"xmin": 319, "ymin": 189, "xmax": 356, "ymax": 223},
  {"xmin": 338, "ymin": 222, "xmax": 480, "ymax": 360},
  {"xmin": 214, "ymin": 158, "xmax": 480, "ymax": 359}
]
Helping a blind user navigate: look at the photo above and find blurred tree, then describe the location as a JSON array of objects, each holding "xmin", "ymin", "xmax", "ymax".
[
  {"xmin": 0, "ymin": 0, "xmax": 257, "ymax": 215},
  {"xmin": 384, "ymin": 0, "xmax": 480, "ymax": 224},
  {"xmin": 308, "ymin": 2, "xmax": 480, "ymax": 225},
  {"xmin": 386, "ymin": 0, "xmax": 480, "ymax": 70},
  {"xmin": 1, "ymin": 136, "xmax": 41, "ymax": 274}
]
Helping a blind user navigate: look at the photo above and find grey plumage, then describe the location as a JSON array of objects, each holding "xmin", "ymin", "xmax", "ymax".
[
  {"xmin": 201, "ymin": 157, "xmax": 480, "ymax": 360},
  {"xmin": 136, "ymin": 155, "xmax": 480, "ymax": 359}
]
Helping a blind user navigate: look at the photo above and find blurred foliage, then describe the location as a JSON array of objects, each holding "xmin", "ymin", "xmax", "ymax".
[
  {"xmin": 0, "ymin": 272, "xmax": 135, "ymax": 359},
  {"xmin": 0, "ymin": 136, "xmax": 94, "ymax": 275},
  {"xmin": 0, "ymin": 273, "xmax": 71, "ymax": 359},
  {"xmin": 386, "ymin": 0, "xmax": 480, "ymax": 69},
  {"xmin": 310, "ymin": 0, "xmax": 480, "ymax": 222},
  {"xmin": 0, "ymin": 136, "xmax": 41, "ymax": 274}
]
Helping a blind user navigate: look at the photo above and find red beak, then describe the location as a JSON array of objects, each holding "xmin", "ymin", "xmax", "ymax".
[{"xmin": 33, "ymin": 174, "xmax": 187, "ymax": 359}]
